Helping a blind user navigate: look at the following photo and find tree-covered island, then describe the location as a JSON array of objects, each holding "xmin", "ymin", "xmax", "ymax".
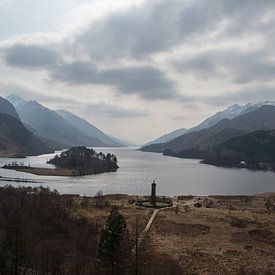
[
  {"xmin": 2, "ymin": 146, "xmax": 119, "ymax": 176},
  {"xmin": 47, "ymin": 146, "xmax": 119, "ymax": 175}
]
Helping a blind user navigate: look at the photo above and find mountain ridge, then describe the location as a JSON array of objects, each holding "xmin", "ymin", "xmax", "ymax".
[
  {"xmin": 141, "ymin": 105, "xmax": 275, "ymax": 157},
  {"xmin": 7, "ymin": 96, "xmax": 105, "ymax": 150},
  {"xmin": 56, "ymin": 110, "xmax": 124, "ymax": 147},
  {"xmin": 0, "ymin": 96, "xmax": 20, "ymax": 120},
  {"xmin": 145, "ymin": 101, "xmax": 275, "ymax": 146}
]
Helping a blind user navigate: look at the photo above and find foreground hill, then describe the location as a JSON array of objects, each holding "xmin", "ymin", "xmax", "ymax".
[
  {"xmin": 56, "ymin": 110, "xmax": 124, "ymax": 147},
  {"xmin": 0, "ymin": 113, "xmax": 50, "ymax": 157},
  {"xmin": 141, "ymin": 106, "xmax": 275, "ymax": 160}
]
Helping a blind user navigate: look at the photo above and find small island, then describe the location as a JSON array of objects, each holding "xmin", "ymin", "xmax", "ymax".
[{"xmin": 2, "ymin": 146, "xmax": 119, "ymax": 176}]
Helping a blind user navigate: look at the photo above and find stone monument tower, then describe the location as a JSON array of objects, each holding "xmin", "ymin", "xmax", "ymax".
[{"xmin": 151, "ymin": 180, "xmax": 156, "ymax": 206}]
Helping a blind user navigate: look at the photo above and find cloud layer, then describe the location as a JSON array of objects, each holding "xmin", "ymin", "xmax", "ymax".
[{"xmin": 1, "ymin": 0, "xmax": 275, "ymax": 142}]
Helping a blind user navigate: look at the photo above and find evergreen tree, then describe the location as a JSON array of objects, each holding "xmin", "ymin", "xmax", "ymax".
[{"xmin": 97, "ymin": 207, "xmax": 127, "ymax": 274}]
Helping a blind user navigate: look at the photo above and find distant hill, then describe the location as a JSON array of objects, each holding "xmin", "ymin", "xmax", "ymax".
[
  {"xmin": 141, "ymin": 106, "xmax": 275, "ymax": 159},
  {"xmin": 0, "ymin": 113, "xmax": 50, "ymax": 157},
  {"xmin": 107, "ymin": 134, "xmax": 137, "ymax": 147},
  {"xmin": 0, "ymin": 96, "xmax": 20, "ymax": 120},
  {"xmin": 7, "ymin": 95, "xmax": 105, "ymax": 150},
  {"xmin": 203, "ymin": 130, "xmax": 275, "ymax": 170},
  {"xmin": 56, "ymin": 110, "xmax": 124, "ymax": 147},
  {"xmin": 144, "ymin": 101, "xmax": 275, "ymax": 146}
]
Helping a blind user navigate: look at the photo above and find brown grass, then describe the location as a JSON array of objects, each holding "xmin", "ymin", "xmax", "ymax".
[
  {"xmin": 15, "ymin": 167, "xmax": 75, "ymax": 176},
  {"xmin": 149, "ymin": 196, "xmax": 275, "ymax": 274},
  {"xmin": 67, "ymin": 194, "xmax": 275, "ymax": 274}
]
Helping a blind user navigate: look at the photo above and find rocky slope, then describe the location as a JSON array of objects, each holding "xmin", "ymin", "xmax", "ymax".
[{"xmin": 0, "ymin": 113, "xmax": 50, "ymax": 157}]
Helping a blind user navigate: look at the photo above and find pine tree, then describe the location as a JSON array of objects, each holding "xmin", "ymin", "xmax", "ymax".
[{"xmin": 97, "ymin": 207, "xmax": 127, "ymax": 274}]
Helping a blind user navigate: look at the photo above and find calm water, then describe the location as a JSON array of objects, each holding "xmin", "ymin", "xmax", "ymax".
[{"xmin": 0, "ymin": 147, "xmax": 274, "ymax": 196}]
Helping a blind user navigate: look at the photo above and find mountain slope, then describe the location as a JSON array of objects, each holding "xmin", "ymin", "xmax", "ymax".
[
  {"xmin": 141, "ymin": 105, "xmax": 275, "ymax": 156},
  {"xmin": 215, "ymin": 130, "xmax": 275, "ymax": 158},
  {"xmin": 145, "ymin": 101, "xmax": 275, "ymax": 146},
  {"xmin": 0, "ymin": 96, "xmax": 20, "ymax": 120},
  {"xmin": 6, "ymin": 94, "xmax": 26, "ymax": 108},
  {"xmin": 7, "ymin": 97, "xmax": 105, "ymax": 150},
  {"xmin": 203, "ymin": 130, "xmax": 275, "ymax": 169},
  {"xmin": 0, "ymin": 113, "xmax": 50, "ymax": 157},
  {"xmin": 56, "ymin": 110, "xmax": 124, "ymax": 147},
  {"xmin": 145, "ymin": 128, "xmax": 188, "ymax": 146}
]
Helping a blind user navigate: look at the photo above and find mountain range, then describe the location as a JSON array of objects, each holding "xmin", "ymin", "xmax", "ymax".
[
  {"xmin": 140, "ymin": 104, "xmax": 275, "ymax": 166},
  {"xmin": 145, "ymin": 101, "xmax": 275, "ymax": 146},
  {"xmin": 2, "ymin": 93, "xmax": 275, "ymax": 164},
  {"xmin": 7, "ymin": 94, "xmax": 125, "ymax": 150}
]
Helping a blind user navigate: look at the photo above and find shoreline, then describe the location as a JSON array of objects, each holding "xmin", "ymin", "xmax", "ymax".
[
  {"xmin": 9, "ymin": 167, "xmax": 75, "ymax": 176},
  {"xmin": 2, "ymin": 166, "xmax": 118, "ymax": 177}
]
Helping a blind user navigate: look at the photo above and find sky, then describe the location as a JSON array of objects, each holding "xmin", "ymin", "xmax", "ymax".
[{"xmin": 0, "ymin": 0, "xmax": 275, "ymax": 144}]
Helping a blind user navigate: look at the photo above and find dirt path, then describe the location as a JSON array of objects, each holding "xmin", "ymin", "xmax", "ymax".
[{"xmin": 136, "ymin": 198, "xmax": 197, "ymax": 247}]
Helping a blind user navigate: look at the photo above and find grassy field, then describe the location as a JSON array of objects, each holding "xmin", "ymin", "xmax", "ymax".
[{"xmin": 72, "ymin": 193, "xmax": 275, "ymax": 274}]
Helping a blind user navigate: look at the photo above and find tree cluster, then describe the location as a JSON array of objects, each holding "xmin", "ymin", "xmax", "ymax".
[
  {"xmin": 0, "ymin": 185, "xmax": 99, "ymax": 274},
  {"xmin": 47, "ymin": 146, "xmax": 119, "ymax": 175}
]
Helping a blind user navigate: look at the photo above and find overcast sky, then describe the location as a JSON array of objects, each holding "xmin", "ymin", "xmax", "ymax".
[{"xmin": 0, "ymin": 0, "xmax": 275, "ymax": 144}]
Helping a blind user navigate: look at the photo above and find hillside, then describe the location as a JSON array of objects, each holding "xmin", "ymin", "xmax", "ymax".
[
  {"xmin": 0, "ymin": 96, "xmax": 20, "ymax": 120},
  {"xmin": 7, "ymin": 96, "xmax": 105, "ymax": 150},
  {"xmin": 203, "ymin": 130, "xmax": 275, "ymax": 170},
  {"xmin": 56, "ymin": 110, "xmax": 124, "ymax": 147},
  {"xmin": 0, "ymin": 113, "xmax": 50, "ymax": 157},
  {"xmin": 141, "ymin": 106, "xmax": 275, "ymax": 159},
  {"xmin": 145, "ymin": 101, "xmax": 275, "ymax": 146},
  {"xmin": 145, "ymin": 128, "xmax": 188, "ymax": 146}
]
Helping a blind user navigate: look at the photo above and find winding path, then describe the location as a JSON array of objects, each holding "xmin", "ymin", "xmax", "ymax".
[{"xmin": 136, "ymin": 198, "xmax": 197, "ymax": 247}]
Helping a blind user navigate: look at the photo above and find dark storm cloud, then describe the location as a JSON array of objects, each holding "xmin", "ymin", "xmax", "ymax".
[
  {"xmin": 2, "ymin": 43, "xmax": 59, "ymax": 69},
  {"xmin": 50, "ymin": 61, "xmax": 178, "ymax": 100},
  {"xmin": 83, "ymin": 102, "xmax": 149, "ymax": 118}
]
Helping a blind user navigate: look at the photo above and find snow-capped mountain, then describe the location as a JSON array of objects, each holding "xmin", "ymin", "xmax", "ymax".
[
  {"xmin": 195, "ymin": 103, "xmax": 247, "ymax": 130},
  {"xmin": 194, "ymin": 101, "xmax": 275, "ymax": 131},
  {"xmin": 144, "ymin": 101, "xmax": 275, "ymax": 146}
]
